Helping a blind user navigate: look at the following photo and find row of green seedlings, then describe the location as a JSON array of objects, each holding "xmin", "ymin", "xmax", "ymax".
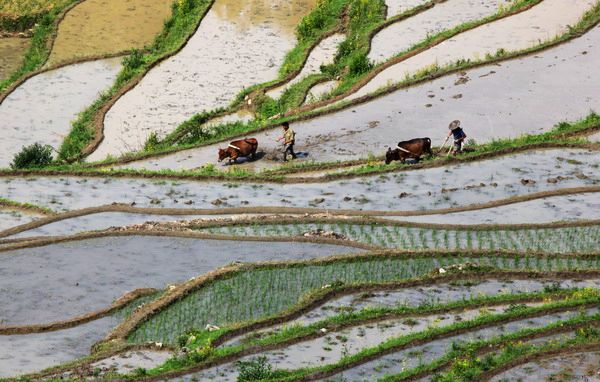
[
  {"xmin": 201, "ymin": 224, "xmax": 600, "ymax": 253},
  {"xmin": 127, "ymin": 254, "xmax": 600, "ymax": 344},
  {"xmin": 125, "ymin": 287, "xmax": 600, "ymax": 380}
]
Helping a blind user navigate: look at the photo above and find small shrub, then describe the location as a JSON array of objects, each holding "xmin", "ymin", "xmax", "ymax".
[
  {"xmin": 348, "ymin": 53, "xmax": 373, "ymax": 76},
  {"xmin": 11, "ymin": 143, "xmax": 53, "ymax": 169},
  {"xmin": 144, "ymin": 131, "xmax": 161, "ymax": 152},
  {"xmin": 123, "ymin": 49, "xmax": 145, "ymax": 70},
  {"xmin": 236, "ymin": 356, "xmax": 276, "ymax": 382}
]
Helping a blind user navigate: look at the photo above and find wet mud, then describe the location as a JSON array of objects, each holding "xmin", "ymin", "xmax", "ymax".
[
  {"xmin": 0, "ymin": 208, "xmax": 40, "ymax": 231},
  {"xmin": 304, "ymin": 80, "xmax": 339, "ymax": 104},
  {"xmin": 119, "ymin": 25, "xmax": 600, "ymax": 168},
  {"xmin": 0, "ymin": 236, "xmax": 360, "ymax": 325},
  {"xmin": 369, "ymin": 0, "xmax": 507, "ymax": 63},
  {"xmin": 47, "ymin": 0, "xmax": 173, "ymax": 67},
  {"xmin": 0, "ymin": 58, "xmax": 122, "ymax": 168},
  {"xmin": 90, "ymin": 0, "xmax": 316, "ymax": 161},
  {"xmin": 89, "ymin": 350, "xmax": 173, "ymax": 376},
  {"xmin": 0, "ymin": 37, "xmax": 29, "ymax": 80}
]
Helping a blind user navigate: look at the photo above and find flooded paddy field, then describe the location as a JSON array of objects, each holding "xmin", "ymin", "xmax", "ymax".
[
  {"xmin": 0, "ymin": 57, "xmax": 121, "ymax": 168},
  {"xmin": 201, "ymin": 223, "xmax": 600, "ymax": 253},
  {"xmin": 348, "ymin": 0, "xmax": 597, "ymax": 100},
  {"xmin": 128, "ymin": 254, "xmax": 599, "ymax": 344},
  {"xmin": 46, "ymin": 0, "xmax": 173, "ymax": 67},
  {"xmin": 368, "ymin": 0, "xmax": 507, "ymax": 64},
  {"xmin": 171, "ymin": 307, "xmax": 598, "ymax": 382},
  {"xmin": 121, "ymin": 24, "xmax": 600, "ymax": 169},
  {"xmin": 399, "ymin": 192, "xmax": 600, "ymax": 224},
  {"xmin": 2, "ymin": 0, "xmax": 600, "ymax": 378},
  {"xmin": 226, "ymin": 278, "xmax": 600, "ymax": 345},
  {"xmin": 0, "ymin": 316, "xmax": 120, "ymax": 377},
  {"xmin": 0, "ymin": 235, "xmax": 358, "ymax": 326},
  {"xmin": 4, "ymin": 151, "xmax": 600, "ymax": 214},
  {"xmin": 490, "ymin": 351, "xmax": 600, "ymax": 381},
  {"xmin": 0, "ymin": 37, "xmax": 29, "ymax": 81},
  {"xmin": 267, "ymin": 33, "xmax": 346, "ymax": 99},
  {"xmin": 89, "ymin": 0, "xmax": 316, "ymax": 161}
]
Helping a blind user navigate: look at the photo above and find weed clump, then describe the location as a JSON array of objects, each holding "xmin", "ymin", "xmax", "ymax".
[
  {"xmin": 10, "ymin": 142, "xmax": 53, "ymax": 169},
  {"xmin": 237, "ymin": 356, "xmax": 281, "ymax": 381}
]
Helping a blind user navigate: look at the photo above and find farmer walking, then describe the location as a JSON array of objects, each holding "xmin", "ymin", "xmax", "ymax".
[
  {"xmin": 443, "ymin": 120, "xmax": 467, "ymax": 155},
  {"xmin": 277, "ymin": 121, "xmax": 297, "ymax": 161}
]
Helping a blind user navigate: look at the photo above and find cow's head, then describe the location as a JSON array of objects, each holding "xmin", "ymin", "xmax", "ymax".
[
  {"xmin": 385, "ymin": 148, "xmax": 395, "ymax": 165},
  {"xmin": 217, "ymin": 148, "xmax": 229, "ymax": 162}
]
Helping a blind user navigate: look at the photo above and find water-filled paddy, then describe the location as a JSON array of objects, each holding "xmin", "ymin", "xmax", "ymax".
[
  {"xmin": 0, "ymin": 208, "xmax": 40, "ymax": 231},
  {"xmin": 399, "ymin": 192, "xmax": 600, "ymax": 224},
  {"xmin": 0, "ymin": 236, "xmax": 359, "ymax": 325},
  {"xmin": 266, "ymin": 33, "xmax": 345, "ymax": 99},
  {"xmin": 0, "ymin": 58, "xmax": 121, "ymax": 168},
  {"xmin": 90, "ymin": 0, "xmax": 316, "ymax": 161},
  {"xmin": 225, "ymin": 279, "xmax": 600, "ymax": 346},
  {"xmin": 490, "ymin": 351, "xmax": 600, "ymax": 381},
  {"xmin": 0, "ymin": 37, "xmax": 29, "ymax": 80},
  {"xmin": 174, "ymin": 308, "xmax": 598, "ymax": 382},
  {"xmin": 369, "ymin": 0, "xmax": 507, "ymax": 63},
  {"xmin": 12, "ymin": 149, "xmax": 598, "ymax": 212},
  {"xmin": 349, "ymin": 0, "xmax": 596, "ymax": 100},
  {"xmin": 0, "ymin": 316, "xmax": 118, "ymax": 377},
  {"xmin": 46, "ymin": 0, "xmax": 173, "ymax": 67},
  {"xmin": 120, "ymin": 25, "xmax": 600, "ymax": 168},
  {"xmin": 385, "ymin": 0, "xmax": 430, "ymax": 18}
]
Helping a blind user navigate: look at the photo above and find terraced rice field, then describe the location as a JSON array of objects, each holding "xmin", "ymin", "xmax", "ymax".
[{"xmin": 0, "ymin": 0, "xmax": 599, "ymax": 380}]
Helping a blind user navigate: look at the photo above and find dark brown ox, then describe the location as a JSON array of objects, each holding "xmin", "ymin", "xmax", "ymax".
[
  {"xmin": 385, "ymin": 138, "xmax": 432, "ymax": 164},
  {"xmin": 218, "ymin": 138, "xmax": 258, "ymax": 163}
]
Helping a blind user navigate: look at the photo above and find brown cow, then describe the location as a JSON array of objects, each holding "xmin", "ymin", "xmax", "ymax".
[
  {"xmin": 218, "ymin": 138, "xmax": 258, "ymax": 163},
  {"xmin": 385, "ymin": 138, "xmax": 432, "ymax": 164}
]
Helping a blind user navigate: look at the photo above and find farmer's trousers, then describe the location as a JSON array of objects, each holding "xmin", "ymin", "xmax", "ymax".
[{"xmin": 283, "ymin": 143, "xmax": 297, "ymax": 160}]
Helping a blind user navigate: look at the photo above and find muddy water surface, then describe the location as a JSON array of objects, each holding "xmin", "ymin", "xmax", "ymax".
[
  {"xmin": 47, "ymin": 0, "xmax": 173, "ymax": 67},
  {"xmin": 90, "ymin": 350, "xmax": 173, "ymax": 375},
  {"xmin": 0, "ymin": 236, "xmax": 359, "ymax": 325},
  {"xmin": 3, "ymin": 149, "xmax": 600, "ymax": 212},
  {"xmin": 305, "ymin": 80, "xmax": 339, "ymax": 103},
  {"xmin": 267, "ymin": 33, "xmax": 345, "ymax": 99},
  {"xmin": 399, "ymin": 192, "xmax": 600, "ymax": 224},
  {"xmin": 0, "ymin": 58, "xmax": 121, "ymax": 168},
  {"xmin": 369, "ymin": 0, "xmax": 508, "ymax": 63},
  {"xmin": 350, "ymin": 0, "xmax": 596, "ymax": 99},
  {"xmin": 0, "ymin": 316, "xmax": 119, "ymax": 377},
  {"xmin": 0, "ymin": 209, "xmax": 40, "ymax": 231},
  {"xmin": 0, "ymin": 37, "xmax": 29, "ymax": 80},
  {"xmin": 90, "ymin": 0, "xmax": 316, "ymax": 161},
  {"xmin": 119, "ymin": 24, "xmax": 600, "ymax": 169},
  {"xmin": 385, "ymin": 0, "xmax": 430, "ymax": 18},
  {"xmin": 490, "ymin": 351, "xmax": 600, "ymax": 381}
]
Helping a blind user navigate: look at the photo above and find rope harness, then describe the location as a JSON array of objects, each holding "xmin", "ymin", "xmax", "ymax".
[
  {"xmin": 228, "ymin": 144, "xmax": 241, "ymax": 152},
  {"xmin": 396, "ymin": 145, "xmax": 419, "ymax": 157}
]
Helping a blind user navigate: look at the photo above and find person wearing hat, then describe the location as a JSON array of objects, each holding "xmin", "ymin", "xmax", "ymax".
[
  {"xmin": 276, "ymin": 122, "xmax": 297, "ymax": 161},
  {"xmin": 445, "ymin": 120, "xmax": 467, "ymax": 154}
]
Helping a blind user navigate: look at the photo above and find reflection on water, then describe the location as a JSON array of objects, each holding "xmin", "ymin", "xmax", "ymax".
[
  {"xmin": 0, "ymin": 37, "xmax": 30, "ymax": 80},
  {"xmin": 212, "ymin": 0, "xmax": 317, "ymax": 35},
  {"xmin": 47, "ymin": 0, "xmax": 173, "ymax": 66}
]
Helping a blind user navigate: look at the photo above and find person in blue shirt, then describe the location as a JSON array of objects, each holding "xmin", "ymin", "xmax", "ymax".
[{"xmin": 446, "ymin": 120, "xmax": 467, "ymax": 154}]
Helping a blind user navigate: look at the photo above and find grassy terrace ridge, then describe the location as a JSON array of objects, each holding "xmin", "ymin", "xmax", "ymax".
[
  {"xmin": 0, "ymin": 0, "xmax": 81, "ymax": 96},
  {"xmin": 56, "ymin": 0, "xmax": 215, "ymax": 162},
  {"xmin": 0, "ymin": 197, "xmax": 54, "ymax": 215},
  {"xmin": 123, "ymin": 255, "xmax": 600, "ymax": 345},
  {"xmin": 5, "ymin": 113, "xmax": 600, "ymax": 181},
  {"xmin": 73, "ymin": 0, "xmax": 600, "ymax": 165},
  {"xmin": 119, "ymin": 290, "xmax": 600, "ymax": 380}
]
